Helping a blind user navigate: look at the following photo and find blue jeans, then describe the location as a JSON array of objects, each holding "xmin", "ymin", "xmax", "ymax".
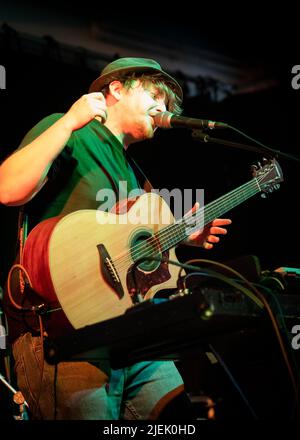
[{"xmin": 12, "ymin": 332, "xmax": 184, "ymax": 420}]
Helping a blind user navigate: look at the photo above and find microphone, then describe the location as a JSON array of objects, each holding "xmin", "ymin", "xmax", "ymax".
[{"xmin": 154, "ymin": 111, "xmax": 228, "ymax": 130}]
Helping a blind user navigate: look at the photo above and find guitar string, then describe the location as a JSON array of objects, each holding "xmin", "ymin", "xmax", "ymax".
[
  {"xmin": 126, "ymin": 181, "xmax": 258, "ymax": 268},
  {"xmin": 140, "ymin": 169, "xmax": 275, "ymax": 258},
  {"xmin": 112, "ymin": 178, "xmax": 262, "ymax": 272},
  {"xmin": 114, "ymin": 179, "xmax": 261, "ymax": 273},
  {"xmin": 124, "ymin": 179, "xmax": 258, "ymax": 259},
  {"xmin": 110, "ymin": 177, "xmax": 263, "ymax": 273},
  {"xmin": 153, "ymin": 179, "xmax": 260, "ymax": 249}
]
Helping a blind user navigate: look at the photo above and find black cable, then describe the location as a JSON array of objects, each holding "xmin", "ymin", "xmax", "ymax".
[
  {"xmin": 131, "ymin": 256, "xmax": 264, "ymax": 308},
  {"xmin": 227, "ymin": 124, "xmax": 300, "ymax": 163},
  {"xmin": 131, "ymin": 255, "xmax": 300, "ymax": 418},
  {"xmin": 208, "ymin": 343, "xmax": 259, "ymax": 419},
  {"xmin": 34, "ymin": 315, "xmax": 45, "ymax": 419},
  {"xmin": 53, "ymin": 363, "xmax": 58, "ymax": 420},
  {"xmin": 183, "ymin": 270, "xmax": 300, "ymax": 418}
]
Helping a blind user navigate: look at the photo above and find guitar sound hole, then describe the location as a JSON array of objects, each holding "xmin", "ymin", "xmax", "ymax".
[{"xmin": 130, "ymin": 229, "xmax": 162, "ymax": 272}]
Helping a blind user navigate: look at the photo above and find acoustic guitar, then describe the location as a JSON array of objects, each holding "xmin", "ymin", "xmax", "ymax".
[{"xmin": 22, "ymin": 159, "xmax": 283, "ymax": 329}]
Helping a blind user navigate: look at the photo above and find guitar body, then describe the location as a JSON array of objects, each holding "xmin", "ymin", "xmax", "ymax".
[{"xmin": 22, "ymin": 193, "xmax": 179, "ymax": 329}]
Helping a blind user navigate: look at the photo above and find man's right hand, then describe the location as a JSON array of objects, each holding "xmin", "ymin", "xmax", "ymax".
[
  {"xmin": 63, "ymin": 92, "xmax": 108, "ymax": 131},
  {"xmin": 0, "ymin": 93, "xmax": 108, "ymax": 205}
]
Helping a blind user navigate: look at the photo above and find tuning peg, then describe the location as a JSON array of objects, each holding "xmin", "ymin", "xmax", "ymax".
[
  {"xmin": 251, "ymin": 164, "xmax": 258, "ymax": 175},
  {"xmin": 261, "ymin": 193, "xmax": 267, "ymax": 199}
]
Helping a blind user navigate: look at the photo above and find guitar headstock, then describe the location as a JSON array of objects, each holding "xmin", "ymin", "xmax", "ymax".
[{"xmin": 251, "ymin": 158, "xmax": 284, "ymax": 196}]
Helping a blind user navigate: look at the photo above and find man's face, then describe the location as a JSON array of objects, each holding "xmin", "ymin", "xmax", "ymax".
[{"xmin": 118, "ymin": 80, "xmax": 167, "ymax": 143}]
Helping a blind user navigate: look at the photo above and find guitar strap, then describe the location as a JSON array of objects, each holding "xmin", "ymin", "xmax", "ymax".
[
  {"xmin": 125, "ymin": 152, "xmax": 154, "ymax": 193},
  {"xmin": 17, "ymin": 206, "xmax": 29, "ymax": 294}
]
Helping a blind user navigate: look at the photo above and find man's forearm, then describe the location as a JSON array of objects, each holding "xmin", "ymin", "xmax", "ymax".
[{"xmin": 0, "ymin": 114, "xmax": 74, "ymax": 205}]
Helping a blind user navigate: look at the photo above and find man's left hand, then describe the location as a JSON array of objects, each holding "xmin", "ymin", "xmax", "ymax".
[{"xmin": 184, "ymin": 202, "xmax": 232, "ymax": 249}]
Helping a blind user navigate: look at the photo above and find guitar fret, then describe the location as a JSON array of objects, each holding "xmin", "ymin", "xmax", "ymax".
[{"xmin": 156, "ymin": 179, "xmax": 259, "ymax": 253}]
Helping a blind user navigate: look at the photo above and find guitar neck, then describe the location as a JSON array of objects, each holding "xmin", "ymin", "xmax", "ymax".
[{"xmin": 157, "ymin": 178, "xmax": 261, "ymax": 251}]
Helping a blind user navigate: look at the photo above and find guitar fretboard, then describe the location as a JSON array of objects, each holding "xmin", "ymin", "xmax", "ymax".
[{"xmin": 156, "ymin": 178, "xmax": 261, "ymax": 252}]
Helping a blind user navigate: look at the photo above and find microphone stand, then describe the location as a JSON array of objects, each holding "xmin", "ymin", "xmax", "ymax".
[{"xmin": 192, "ymin": 129, "xmax": 300, "ymax": 162}]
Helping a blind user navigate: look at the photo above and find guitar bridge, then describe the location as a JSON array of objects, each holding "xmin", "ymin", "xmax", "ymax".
[{"xmin": 97, "ymin": 244, "xmax": 124, "ymax": 299}]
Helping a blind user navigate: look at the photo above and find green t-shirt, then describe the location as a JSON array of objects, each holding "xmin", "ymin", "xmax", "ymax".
[
  {"xmin": 4, "ymin": 114, "xmax": 145, "ymax": 342},
  {"xmin": 22, "ymin": 113, "xmax": 142, "ymax": 230}
]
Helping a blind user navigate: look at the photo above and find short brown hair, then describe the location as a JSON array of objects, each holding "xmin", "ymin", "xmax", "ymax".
[{"xmin": 102, "ymin": 72, "xmax": 183, "ymax": 115}]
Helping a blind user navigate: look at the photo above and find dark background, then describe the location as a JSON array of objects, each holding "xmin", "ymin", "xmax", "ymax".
[{"xmin": 0, "ymin": 4, "xmax": 299, "ymax": 420}]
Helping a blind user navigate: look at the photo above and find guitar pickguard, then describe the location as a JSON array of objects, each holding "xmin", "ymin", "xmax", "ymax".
[{"xmin": 126, "ymin": 250, "xmax": 171, "ymax": 297}]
